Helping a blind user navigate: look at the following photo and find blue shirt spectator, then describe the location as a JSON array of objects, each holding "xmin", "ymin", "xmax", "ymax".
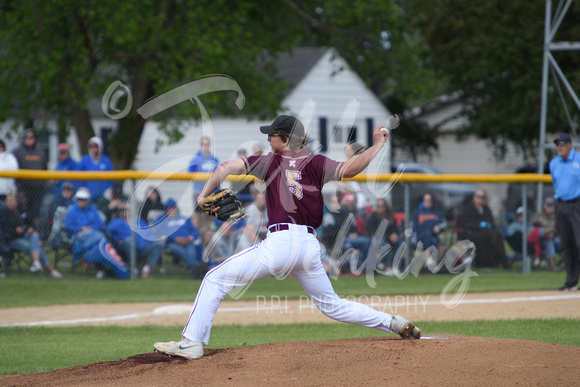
[
  {"xmin": 65, "ymin": 188, "xmax": 104, "ymax": 235},
  {"xmin": 77, "ymin": 136, "xmax": 114, "ymax": 200},
  {"xmin": 188, "ymin": 137, "xmax": 219, "ymax": 194},
  {"xmin": 144, "ymin": 198, "xmax": 204, "ymax": 278},
  {"xmin": 53, "ymin": 143, "xmax": 78, "ymax": 194}
]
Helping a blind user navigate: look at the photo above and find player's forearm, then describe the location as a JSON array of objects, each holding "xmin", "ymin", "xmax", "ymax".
[
  {"xmin": 198, "ymin": 160, "xmax": 245, "ymax": 201},
  {"xmin": 340, "ymin": 143, "xmax": 385, "ymax": 178}
]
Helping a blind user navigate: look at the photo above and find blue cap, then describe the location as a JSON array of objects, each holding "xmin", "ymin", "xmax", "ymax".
[{"xmin": 164, "ymin": 198, "xmax": 177, "ymax": 209}]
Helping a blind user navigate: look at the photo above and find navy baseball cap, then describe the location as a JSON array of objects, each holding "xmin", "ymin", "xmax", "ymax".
[
  {"xmin": 553, "ymin": 133, "xmax": 572, "ymax": 144},
  {"xmin": 260, "ymin": 115, "xmax": 305, "ymax": 138}
]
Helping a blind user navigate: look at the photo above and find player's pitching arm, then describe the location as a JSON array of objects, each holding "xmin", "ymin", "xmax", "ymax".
[
  {"xmin": 197, "ymin": 159, "xmax": 247, "ymax": 207},
  {"xmin": 339, "ymin": 126, "xmax": 389, "ymax": 179}
]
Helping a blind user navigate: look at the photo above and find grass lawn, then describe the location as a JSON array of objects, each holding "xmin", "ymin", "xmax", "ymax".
[{"xmin": 0, "ymin": 268, "xmax": 565, "ymax": 308}]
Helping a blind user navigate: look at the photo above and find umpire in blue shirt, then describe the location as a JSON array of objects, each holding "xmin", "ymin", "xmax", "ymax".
[{"xmin": 549, "ymin": 132, "xmax": 580, "ymax": 291}]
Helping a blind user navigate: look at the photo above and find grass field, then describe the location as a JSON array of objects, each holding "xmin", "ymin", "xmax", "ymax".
[
  {"xmin": 1, "ymin": 267, "xmax": 578, "ymax": 375},
  {"xmin": 0, "ymin": 267, "xmax": 565, "ymax": 307}
]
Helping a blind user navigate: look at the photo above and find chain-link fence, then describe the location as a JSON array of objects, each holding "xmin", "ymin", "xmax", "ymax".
[{"xmin": 0, "ymin": 170, "xmax": 555, "ymax": 279}]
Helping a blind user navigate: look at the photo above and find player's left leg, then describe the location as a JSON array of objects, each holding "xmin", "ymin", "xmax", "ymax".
[{"xmin": 292, "ymin": 237, "xmax": 420, "ymax": 338}]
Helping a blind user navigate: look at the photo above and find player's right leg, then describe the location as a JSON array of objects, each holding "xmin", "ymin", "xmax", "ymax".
[{"xmin": 155, "ymin": 242, "xmax": 280, "ymax": 359}]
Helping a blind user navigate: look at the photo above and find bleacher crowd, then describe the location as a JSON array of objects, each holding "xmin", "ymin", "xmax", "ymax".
[{"xmin": 0, "ymin": 133, "xmax": 562, "ymax": 279}]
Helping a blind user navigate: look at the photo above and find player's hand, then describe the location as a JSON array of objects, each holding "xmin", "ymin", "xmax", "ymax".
[{"xmin": 372, "ymin": 126, "xmax": 389, "ymax": 145}]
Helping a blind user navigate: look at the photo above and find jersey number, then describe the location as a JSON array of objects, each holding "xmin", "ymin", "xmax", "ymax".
[{"xmin": 286, "ymin": 170, "xmax": 303, "ymax": 200}]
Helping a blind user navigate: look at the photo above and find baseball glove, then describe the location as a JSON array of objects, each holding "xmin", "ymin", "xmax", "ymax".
[{"xmin": 200, "ymin": 189, "xmax": 246, "ymax": 222}]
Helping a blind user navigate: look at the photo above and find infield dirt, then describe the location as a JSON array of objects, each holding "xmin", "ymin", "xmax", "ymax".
[{"xmin": 1, "ymin": 290, "xmax": 580, "ymax": 386}]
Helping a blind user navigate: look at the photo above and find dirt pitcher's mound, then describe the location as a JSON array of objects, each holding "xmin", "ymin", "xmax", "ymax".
[{"xmin": 3, "ymin": 335, "xmax": 580, "ymax": 386}]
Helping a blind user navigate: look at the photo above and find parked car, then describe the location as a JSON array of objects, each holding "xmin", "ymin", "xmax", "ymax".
[
  {"xmin": 388, "ymin": 162, "xmax": 478, "ymax": 220},
  {"xmin": 503, "ymin": 164, "xmax": 554, "ymax": 215}
]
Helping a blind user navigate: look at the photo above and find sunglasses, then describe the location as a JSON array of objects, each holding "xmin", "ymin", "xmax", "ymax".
[
  {"xmin": 267, "ymin": 133, "xmax": 283, "ymax": 140},
  {"xmin": 555, "ymin": 141, "xmax": 570, "ymax": 147}
]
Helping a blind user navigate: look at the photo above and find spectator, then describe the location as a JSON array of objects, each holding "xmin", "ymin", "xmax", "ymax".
[
  {"xmin": 456, "ymin": 188, "xmax": 510, "ymax": 268},
  {"xmin": 412, "ymin": 192, "xmax": 447, "ymax": 251},
  {"xmin": 65, "ymin": 187, "xmax": 129, "ymax": 279},
  {"xmin": 230, "ymin": 149, "xmax": 253, "ymax": 204},
  {"xmin": 0, "ymin": 139, "xmax": 18, "ymax": 207},
  {"xmin": 105, "ymin": 202, "xmax": 165, "ymax": 279},
  {"xmin": 138, "ymin": 186, "xmax": 164, "ymax": 224},
  {"xmin": 505, "ymin": 206, "xmax": 534, "ymax": 262},
  {"xmin": 0, "ymin": 192, "xmax": 62, "ymax": 278},
  {"xmin": 104, "ymin": 181, "xmax": 128, "ymax": 223},
  {"xmin": 12, "ymin": 129, "xmax": 48, "ymax": 228},
  {"xmin": 245, "ymin": 191, "xmax": 268, "ymax": 241},
  {"xmin": 144, "ymin": 198, "xmax": 205, "ymax": 278},
  {"xmin": 320, "ymin": 192, "xmax": 342, "ymax": 249},
  {"xmin": 52, "ymin": 143, "xmax": 78, "ymax": 195},
  {"xmin": 45, "ymin": 182, "xmax": 75, "ymax": 244},
  {"xmin": 188, "ymin": 136, "xmax": 219, "ymax": 231},
  {"xmin": 365, "ymin": 198, "xmax": 401, "ymax": 275},
  {"xmin": 202, "ymin": 221, "xmax": 238, "ymax": 268},
  {"xmin": 528, "ymin": 197, "xmax": 560, "ymax": 271},
  {"xmin": 234, "ymin": 223, "xmax": 258, "ymax": 253},
  {"xmin": 336, "ymin": 193, "xmax": 372, "ymax": 274},
  {"xmin": 77, "ymin": 136, "xmax": 114, "ymax": 208},
  {"xmin": 549, "ymin": 132, "xmax": 580, "ymax": 291},
  {"xmin": 252, "ymin": 142, "xmax": 264, "ymax": 156}
]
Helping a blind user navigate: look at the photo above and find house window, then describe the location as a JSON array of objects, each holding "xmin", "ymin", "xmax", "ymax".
[{"xmin": 333, "ymin": 125, "xmax": 356, "ymax": 144}]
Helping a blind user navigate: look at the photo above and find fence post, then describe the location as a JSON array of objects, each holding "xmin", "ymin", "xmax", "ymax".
[
  {"xmin": 522, "ymin": 184, "xmax": 530, "ymax": 274},
  {"xmin": 129, "ymin": 179, "xmax": 138, "ymax": 281},
  {"xmin": 404, "ymin": 183, "xmax": 411, "ymax": 266}
]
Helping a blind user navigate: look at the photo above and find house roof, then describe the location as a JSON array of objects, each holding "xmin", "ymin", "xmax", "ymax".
[{"xmin": 274, "ymin": 47, "xmax": 329, "ymax": 95}]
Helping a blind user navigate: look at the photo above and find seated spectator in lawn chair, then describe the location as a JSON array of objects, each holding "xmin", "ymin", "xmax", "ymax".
[
  {"xmin": 505, "ymin": 206, "xmax": 535, "ymax": 263},
  {"xmin": 323, "ymin": 193, "xmax": 372, "ymax": 275},
  {"xmin": 65, "ymin": 188, "xmax": 129, "ymax": 279},
  {"xmin": 142, "ymin": 198, "xmax": 205, "ymax": 279},
  {"xmin": 45, "ymin": 182, "xmax": 75, "ymax": 244},
  {"xmin": 411, "ymin": 192, "xmax": 447, "ymax": 270},
  {"xmin": 202, "ymin": 221, "xmax": 239, "ymax": 269},
  {"xmin": 528, "ymin": 197, "xmax": 561, "ymax": 271},
  {"xmin": 0, "ymin": 192, "xmax": 62, "ymax": 278},
  {"xmin": 244, "ymin": 191, "xmax": 268, "ymax": 242},
  {"xmin": 105, "ymin": 202, "xmax": 165, "ymax": 279},
  {"xmin": 138, "ymin": 186, "xmax": 165, "ymax": 225},
  {"xmin": 456, "ymin": 188, "xmax": 511, "ymax": 269},
  {"xmin": 365, "ymin": 198, "xmax": 402, "ymax": 276}
]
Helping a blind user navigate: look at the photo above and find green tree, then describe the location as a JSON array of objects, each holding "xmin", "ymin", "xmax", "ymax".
[
  {"xmin": 405, "ymin": 0, "xmax": 580, "ymax": 160},
  {"xmin": 0, "ymin": 0, "xmax": 440, "ymax": 168},
  {"xmin": 283, "ymin": 0, "xmax": 443, "ymax": 159}
]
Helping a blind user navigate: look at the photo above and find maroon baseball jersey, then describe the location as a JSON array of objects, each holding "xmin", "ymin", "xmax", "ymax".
[{"xmin": 243, "ymin": 150, "xmax": 343, "ymax": 228}]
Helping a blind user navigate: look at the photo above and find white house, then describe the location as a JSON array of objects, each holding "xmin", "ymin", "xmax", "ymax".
[{"xmin": 131, "ymin": 47, "xmax": 393, "ymax": 214}]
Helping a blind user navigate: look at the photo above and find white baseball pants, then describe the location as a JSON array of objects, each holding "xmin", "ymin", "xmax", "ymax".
[{"xmin": 181, "ymin": 223, "xmax": 393, "ymax": 345}]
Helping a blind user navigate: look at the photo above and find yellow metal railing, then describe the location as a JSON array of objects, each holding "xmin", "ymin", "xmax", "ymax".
[{"xmin": 0, "ymin": 170, "xmax": 553, "ymax": 183}]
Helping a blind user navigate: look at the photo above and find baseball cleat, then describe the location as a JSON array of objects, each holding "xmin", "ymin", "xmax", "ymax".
[
  {"xmin": 391, "ymin": 315, "xmax": 421, "ymax": 339},
  {"xmin": 154, "ymin": 337, "xmax": 204, "ymax": 360}
]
